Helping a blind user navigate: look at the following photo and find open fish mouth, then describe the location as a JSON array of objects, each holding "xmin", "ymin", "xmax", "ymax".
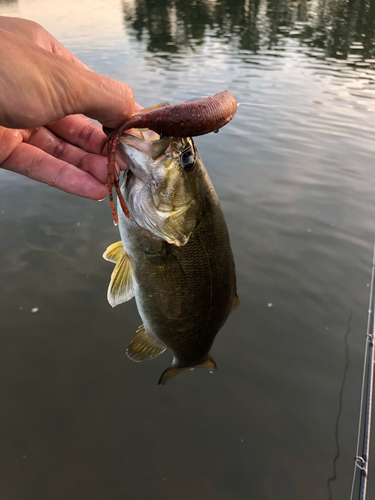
[
  {"xmin": 117, "ymin": 130, "xmax": 161, "ymax": 185},
  {"xmin": 117, "ymin": 131, "xmax": 199, "ymax": 247}
]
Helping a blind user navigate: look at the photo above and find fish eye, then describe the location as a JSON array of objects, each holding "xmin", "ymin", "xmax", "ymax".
[{"xmin": 181, "ymin": 147, "xmax": 195, "ymax": 171}]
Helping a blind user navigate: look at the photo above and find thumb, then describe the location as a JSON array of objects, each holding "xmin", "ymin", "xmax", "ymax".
[
  {"xmin": 0, "ymin": 30, "xmax": 135, "ymax": 129},
  {"xmin": 63, "ymin": 66, "xmax": 135, "ymax": 128}
]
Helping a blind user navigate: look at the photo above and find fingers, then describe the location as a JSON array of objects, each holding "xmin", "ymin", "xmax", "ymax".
[
  {"xmin": 0, "ymin": 16, "xmax": 139, "ymax": 202},
  {"xmin": 46, "ymin": 115, "xmax": 108, "ymax": 155},
  {"xmin": 25, "ymin": 126, "xmax": 109, "ymax": 184},
  {"xmin": 2, "ymin": 142, "xmax": 108, "ymax": 200},
  {"xmin": 71, "ymin": 70, "xmax": 135, "ymax": 128},
  {"xmin": 29, "ymin": 120, "xmax": 129, "ymax": 172}
]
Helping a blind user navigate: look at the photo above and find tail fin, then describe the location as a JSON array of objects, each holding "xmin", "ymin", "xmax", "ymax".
[{"xmin": 158, "ymin": 355, "xmax": 217, "ymax": 385}]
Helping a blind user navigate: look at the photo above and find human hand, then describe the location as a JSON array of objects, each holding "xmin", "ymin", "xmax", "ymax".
[{"xmin": 0, "ymin": 17, "xmax": 139, "ymax": 200}]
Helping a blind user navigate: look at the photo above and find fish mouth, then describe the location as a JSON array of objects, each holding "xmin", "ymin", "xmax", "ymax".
[
  {"xmin": 118, "ymin": 132, "xmax": 192, "ymax": 211},
  {"xmin": 118, "ymin": 132, "xmax": 198, "ymax": 247},
  {"xmin": 117, "ymin": 131, "xmax": 161, "ymax": 185}
]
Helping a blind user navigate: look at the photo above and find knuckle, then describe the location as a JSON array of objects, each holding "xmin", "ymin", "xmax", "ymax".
[
  {"xmin": 0, "ymin": 127, "xmax": 22, "ymax": 164},
  {"xmin": 52, "ymin": 140, "xmax": 66, "ymax": 159},
  {"xmin": 77, "ymin": 153, "xmax": 93, "ymax": 172},
  {"xmin": 77, "ymin": 123, "xmax": 95, "ymax": 148}
]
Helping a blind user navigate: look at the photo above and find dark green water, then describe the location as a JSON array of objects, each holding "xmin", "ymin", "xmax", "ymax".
[{"xmin": 1, "ymin": 0, "xmax": 375, "ymax": 498}]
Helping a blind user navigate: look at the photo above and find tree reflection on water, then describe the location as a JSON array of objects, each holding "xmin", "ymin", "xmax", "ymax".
[{"xmin": 122, "ymin": 0, "xmax": 375, "ymax": 60}]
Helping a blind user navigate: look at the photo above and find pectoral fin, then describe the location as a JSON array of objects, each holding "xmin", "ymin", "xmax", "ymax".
[
  {"xmin": 158, "ymin": 355, "xmax": 217, "ymax": 385},
  {"xmin": 103, "ymin": 241, "xmax": 125, "ymax": 263},
  {"xmin": 103, "ymin": 241, "xmax": 134, "ymax": 307},
  {"xmin": 126, "ymin": 325, "xmax": 166, "ymax": 362}
]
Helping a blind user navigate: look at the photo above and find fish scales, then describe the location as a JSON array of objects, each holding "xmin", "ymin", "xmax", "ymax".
[{"xmin": 104, "ymin": 131, "xmax": 238, "ymax": 384}]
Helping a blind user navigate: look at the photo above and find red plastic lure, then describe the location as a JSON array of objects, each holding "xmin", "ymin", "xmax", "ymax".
[{"xmin": 107, "ymin": 90, "xmax": 237, "ymax": 223}]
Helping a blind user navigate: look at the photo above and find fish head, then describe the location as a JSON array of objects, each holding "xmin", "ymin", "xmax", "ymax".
[{"xmin": 117, "ymin": 131, "xmax": 207, "ymax": 246}]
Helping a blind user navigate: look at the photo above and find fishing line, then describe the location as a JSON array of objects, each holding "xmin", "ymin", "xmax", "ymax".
[
  {"xmin": 238, "ymin": 102, "xmax": 297, "ymax": 109},
  {"xmin": 349, "ymin": 242, "xmax": 375, "ymax": 500},
  {"xmin": 237, "ymin": 93, "xmax": 258, "ymax": 106},
  {"xmin": 237, "ymin": 93, "xmax": 296, "ymax": 108}
]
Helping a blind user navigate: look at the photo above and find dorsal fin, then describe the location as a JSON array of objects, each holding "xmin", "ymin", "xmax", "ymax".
[
  {"xmin": 104, "ymin": 243, "xmax": 134, "ymax": 307},
  {"xmin": 133, "ymin": 102, "xmax": 170, "ymax": 115},
  {"xmin": 103, "ymin": 241, "xmax": 125, "ymax": 263},
  {"xmin": 126, "ymin": 325, "xmax": 166, "ymax": 362}
]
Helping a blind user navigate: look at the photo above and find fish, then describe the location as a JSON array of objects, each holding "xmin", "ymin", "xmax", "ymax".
[
  {"xmin": 103, "ymin": 128, "xmax": 239, "ymax": 385},
  {"xmin": 105, "ymin": 91, "xmax": 237, "ymax": 224}
]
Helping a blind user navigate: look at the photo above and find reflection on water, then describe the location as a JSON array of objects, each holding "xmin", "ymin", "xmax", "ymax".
[
  {"xmin": 123, "ymin": 0, "xmax": 375, "ymax": 60},
  {"xmin": 326, "ymin": 310, "xmax": 352, "ymax": 499}
]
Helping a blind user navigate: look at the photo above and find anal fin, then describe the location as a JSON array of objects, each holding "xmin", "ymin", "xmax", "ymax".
[
  {"xmin": 126, "ymin": 325, "xmax": 166, "ymax": 362},
  {"xmin": 231, "ymin": 292, "xmax": 240, "ymax": 312}
]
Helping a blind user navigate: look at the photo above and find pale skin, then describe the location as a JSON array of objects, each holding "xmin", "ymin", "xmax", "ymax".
[{"xmin": 0, "ymin": 16, "xmax": 140, "ymax": 200}]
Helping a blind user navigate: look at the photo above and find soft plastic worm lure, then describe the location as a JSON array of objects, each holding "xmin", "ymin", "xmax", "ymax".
[{"xmin": 106, "ymin": 90, "xmax": 237, "ymax": 224}]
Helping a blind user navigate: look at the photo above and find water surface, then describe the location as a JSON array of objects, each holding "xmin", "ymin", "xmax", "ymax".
[{"xmin": 1, "ymin": 0, "xmax": 375, "ymax": 499}]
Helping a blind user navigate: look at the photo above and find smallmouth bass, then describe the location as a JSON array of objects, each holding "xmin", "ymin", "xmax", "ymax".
[{"xmin": 103, "ymin": 127, "xmax": 239, "ymax": 385}]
